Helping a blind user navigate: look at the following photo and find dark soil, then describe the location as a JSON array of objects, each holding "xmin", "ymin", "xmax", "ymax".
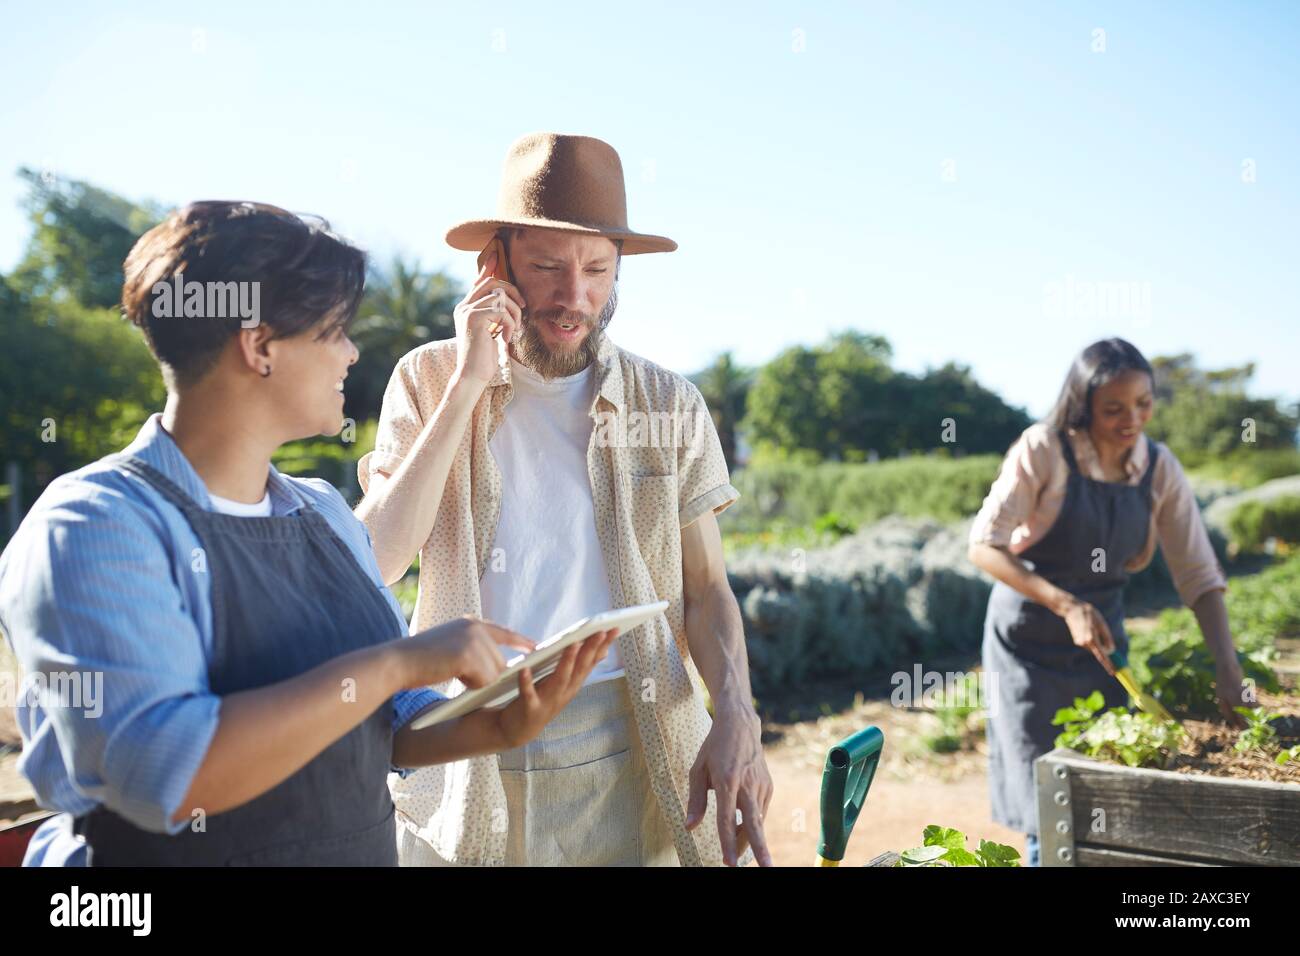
[{"xmin": 1162, "ymin": 689, "xmax": 1300, "ymax": 784}]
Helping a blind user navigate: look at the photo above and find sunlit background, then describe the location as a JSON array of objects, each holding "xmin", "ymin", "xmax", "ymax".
[
  {"xmin": 3, "ymin": 2, "xmax": 1299, "ymax": 866},
  {"xmin": 3, "ymin": 0, "xmax": 1297, "ymax": 415}
]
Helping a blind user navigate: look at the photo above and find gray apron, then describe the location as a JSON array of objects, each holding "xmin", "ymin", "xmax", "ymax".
[
  {"xmin": 75, "ymin": 456, "xmax": 402, "ymax": 865},
  {"xmin": 982, "ymin": 431, "xmax": 1157, "ymax": 835}
]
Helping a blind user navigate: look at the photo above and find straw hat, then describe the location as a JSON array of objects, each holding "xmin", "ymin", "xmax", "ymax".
[{"xmin": 445, "ymin": 132, "xmax": 677, "ymax": 255}]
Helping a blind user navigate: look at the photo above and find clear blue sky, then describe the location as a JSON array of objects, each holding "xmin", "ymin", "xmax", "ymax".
[{"xmin": 2, "ymin": 1, "xmax": 1297, "ymax": 418}]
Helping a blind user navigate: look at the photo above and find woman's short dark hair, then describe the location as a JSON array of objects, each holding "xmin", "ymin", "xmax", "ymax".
[
  {"xmin": 1043, "ymin": 337, "xmax": 1154, "ymax": 431},
  {"xmin": 122, "ymin": 201, "xmax": 366, "ymax": 387}
]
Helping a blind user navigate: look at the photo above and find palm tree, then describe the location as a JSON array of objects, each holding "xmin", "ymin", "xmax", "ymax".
[{"xmin": 346, "ymin": 256, "xmax": 460, "ymax": 422}]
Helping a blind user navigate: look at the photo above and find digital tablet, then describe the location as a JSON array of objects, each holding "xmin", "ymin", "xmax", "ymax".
[{"xmin": 407, "ymin": 600, "xmax": 669, "ymax": 730}]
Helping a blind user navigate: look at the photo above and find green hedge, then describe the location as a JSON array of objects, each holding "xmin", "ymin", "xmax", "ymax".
[
  {"xmin": 723, "ymin": 455, "xmax": 1003, "ymax": 535},
  {"xmin": 1185, "ymin": 448, "xmax": 1300, "ymax": 490},
  {"xmin": 1227, "ymin": 495, "xmax": 1300, "ymax": 553}
]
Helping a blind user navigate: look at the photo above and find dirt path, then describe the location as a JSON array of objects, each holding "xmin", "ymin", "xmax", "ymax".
[{"xmin": 757, "ymin": 694, "xmax": 1022, "ymax": 866}]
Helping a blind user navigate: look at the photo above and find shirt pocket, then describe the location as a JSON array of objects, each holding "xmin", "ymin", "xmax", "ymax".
[{"xmin": 628, "ymin": 474, "xmax": 679, "ymax": 570}]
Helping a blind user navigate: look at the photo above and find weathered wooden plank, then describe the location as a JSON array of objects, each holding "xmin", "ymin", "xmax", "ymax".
[
  {"xmin": 1073, "ymin": 845, "xmax": 1221, "ymax": 867},
  {"xmin": 864, "ymin": 851, "xmax": 900, "ymax": 867},
  {"xmin": 1037, "ymin": 748, "xmax": 1300, "ymax": 866}
]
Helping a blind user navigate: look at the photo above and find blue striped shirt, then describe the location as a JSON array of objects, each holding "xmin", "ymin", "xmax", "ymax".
[{"xmin": 0, "ymin": 414, "xmax": 440, "ymax": 865}]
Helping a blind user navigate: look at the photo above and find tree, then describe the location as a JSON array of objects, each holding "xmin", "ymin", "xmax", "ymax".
[
  {"xmin": 1147, "ymin": 354, "xmax": 1297, "ymax": 467},
  {"xmin": 898, "ymin": 362, "xmax": 1031, "ymax": 455},
  {"xmin": 346, "ymin": 256, "xmax": 459, "ymax": 422},
  {"xmin": 2, "ymin": 173, "xmax": 166, "ymax": 522},
  {"xmin": 691, "ymin": 351, "xmax": 752, "ymax": 469},
  {"xmin": 9, "ymin": 167, "xmax": 163, "ymax": 307},
  {"xmin": 812, "ymin": 332, "xmax": 897, "ymax": 461},
  {"xmin": 741, "ymin": 331, "xmax": 1029, "ymax": 462},
  {"xmin": 1, "ymin": 277, "xmax": 164, "ymax": 517},
  {"xmin": 743, "ymin": 344, "xmax": 827, "ymax": 460}
]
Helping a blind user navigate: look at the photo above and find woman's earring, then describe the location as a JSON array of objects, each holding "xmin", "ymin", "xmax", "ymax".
[{"xmin": 262, "ymin": 366, "xmax": 272, "ymax": 378}]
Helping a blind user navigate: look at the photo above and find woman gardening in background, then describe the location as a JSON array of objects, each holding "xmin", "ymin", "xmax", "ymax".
[
  {"xmin": 0, "ymin": 201, "xmax": 615, "ymax": 866},
  {"xmin": 967, "ymin": 337, "xmax": 1252, "ymax": 868}
]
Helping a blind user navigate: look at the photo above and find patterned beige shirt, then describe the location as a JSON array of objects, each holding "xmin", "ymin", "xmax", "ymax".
[{"xmin": 358, "ymin": 331, "xmax": 745, "ymax": 866}]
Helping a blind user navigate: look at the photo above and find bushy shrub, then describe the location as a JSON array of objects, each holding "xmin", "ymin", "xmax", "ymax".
[
  {"xmin": 1204, "ymin": 475, "xmax": 1300, "ymax": 540},
  {"xmin": 727, "ymin": 517, "xmax": 991, "ymax": 698},
  {"xmin": 1186, "ymin": 448, "xmax": 1300, "ymax": 490},
  {"xmin": 1226, "ymin": 495, "xmax": 1300, "ymax": 553},
  {"xmin": 1225, "ymin": 553, "xmax": 1300, "ymax": 641}
]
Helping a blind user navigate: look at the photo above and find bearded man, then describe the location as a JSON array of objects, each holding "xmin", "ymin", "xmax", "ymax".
[{"xmin": 356, "ymin": 132, "xmax": 773, "ymax": 867}]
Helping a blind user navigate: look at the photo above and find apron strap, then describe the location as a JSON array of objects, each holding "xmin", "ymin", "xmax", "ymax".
[
  {"xmin": 1139, "ymin": 436, "xmax": 1159, "ymax": 508},
  {"xmin": 110, "ymin": 454, "xmax": 206, "ymax": 519},
  {"xmin": 1055, "ymin": 429, "xmax": 1081, "ymax": 475},
  {"xmin": 1139, "ymin": 436, "xmax": 1158, "ymax": 486}
]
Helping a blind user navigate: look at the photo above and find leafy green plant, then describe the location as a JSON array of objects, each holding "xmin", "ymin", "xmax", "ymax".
[
  {"xmin": 1233, "ymin": 707, "xmax": 1281, "ymax": 754},
  {"xmin": 1051, "ymin": 690, "xmax": 1106, "ymax": 739},
  {"xmin": 1134, "ymin": 636, "xmax": 1279, "ymax": 718},
  {"xmin": 1277, "ymin": 745, "xmax": 1300, "ymax": 766},
  {"xmin": 1052, "ymin": 691, "xmax": 1185, "ymax": 768},
  {"xmin": 924, "ymin": 672, "xmax": 985, "ymax": 753},
  {"xmin": 1127, "ymin": 556, "xmax": 1297, "ymax": 717},
  {"xmin": 895, "ymin": 825, "xmax": 1020, "ymax": 867}
]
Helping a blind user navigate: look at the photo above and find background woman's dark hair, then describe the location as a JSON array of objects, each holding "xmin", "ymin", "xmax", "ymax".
[
  {"xmin": 122, "ymin": 200, "xmax": 367, "ymax": 387},
  {"xmin": 1042, "ymin": 337, "xmax": 1154, "ymax": 432}
]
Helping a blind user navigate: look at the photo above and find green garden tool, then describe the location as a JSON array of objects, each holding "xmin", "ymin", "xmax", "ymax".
[
  {"xmin": 816, "ymin": 725, "xmax": 884, "ymax": 866},
  {"xmin": 1110, "ymin": 648, "xmax": 1178, "ymax": 724}
]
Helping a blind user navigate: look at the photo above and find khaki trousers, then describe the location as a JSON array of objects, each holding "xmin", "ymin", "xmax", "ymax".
[{"xmin": 397, "ymin": 677, "xmax": 679, "ymax": 867}]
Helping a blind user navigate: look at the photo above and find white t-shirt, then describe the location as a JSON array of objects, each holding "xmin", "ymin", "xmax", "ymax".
[
  {"xmin": 207, "ymin": 490, "xmax": 273, "ymax": 517},
  {"xmin": 479, "ymin": 357, "xmax": 622, "ymax": 684}
]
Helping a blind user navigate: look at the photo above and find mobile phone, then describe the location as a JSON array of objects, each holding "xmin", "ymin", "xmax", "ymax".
[
  {"xmin": 476, "ymin": 237, "xmax": 513, "ymax": 282},
  {"xmin": 476, "ymin": 237, "xmax": 513, "ymax": 338}
]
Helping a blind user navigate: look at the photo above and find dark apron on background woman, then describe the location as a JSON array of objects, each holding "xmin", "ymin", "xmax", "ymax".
[
  {"xmin": 983, "ymin": 431, "xmax": 1158, "ymax": 835},
  {"xmin": 75, "ymin": 456, "xmax": 403, "ymax": 865}
]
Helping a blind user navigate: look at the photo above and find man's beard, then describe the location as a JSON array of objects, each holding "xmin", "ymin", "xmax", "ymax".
[{"xmin": 514, "ymin": 283, "xmax": 618, "ymax": 380}]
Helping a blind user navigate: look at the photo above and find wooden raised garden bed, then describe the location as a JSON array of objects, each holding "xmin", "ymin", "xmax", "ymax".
[{"xmin": 1035, "ymin": 747, "xmax": 1300, "ymax": 867}]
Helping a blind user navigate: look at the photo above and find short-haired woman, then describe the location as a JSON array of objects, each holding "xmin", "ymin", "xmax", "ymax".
[
  {"xmin": 0, "ymin": 201, "xmax": 615, "ymax": 865},
  {"xmin": 968, "ymin": 337, "xmax": 1250, "ymax": 867}
]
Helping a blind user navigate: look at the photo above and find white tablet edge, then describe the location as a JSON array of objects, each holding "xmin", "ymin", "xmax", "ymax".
[{"xmin": 406, "ymin": 600, "xmax": 669, "ymax": 731}]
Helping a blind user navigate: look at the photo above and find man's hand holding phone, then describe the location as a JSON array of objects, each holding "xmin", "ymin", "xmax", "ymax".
[{"xmin": 452, "ymin": 241, "xmax": 527, "ymax": 384}]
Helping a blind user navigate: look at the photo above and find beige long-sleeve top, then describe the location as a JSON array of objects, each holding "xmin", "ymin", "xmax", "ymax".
[{"xmin": 969, "ymin": 423, "xmax": 1227, "ymax": 607}]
